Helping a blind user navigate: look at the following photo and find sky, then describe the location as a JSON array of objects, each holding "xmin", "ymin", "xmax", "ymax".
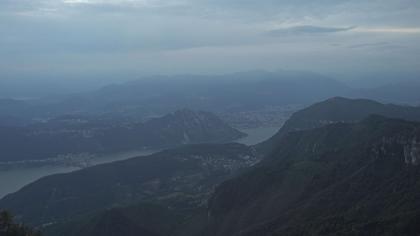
[{"xmin": 1, "ymin": 0, "xmax": 420, "ymax": 83}]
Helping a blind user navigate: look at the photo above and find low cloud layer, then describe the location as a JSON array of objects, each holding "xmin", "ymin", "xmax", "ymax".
[{"xmin": 267, "ymin": 25, "xmax": 355, "ymax": 36}]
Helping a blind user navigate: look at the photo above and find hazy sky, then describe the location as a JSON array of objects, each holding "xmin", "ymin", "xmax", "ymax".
[{"xmin": 1, "ymin": 0, "xmax": 420, "ymax": 81}]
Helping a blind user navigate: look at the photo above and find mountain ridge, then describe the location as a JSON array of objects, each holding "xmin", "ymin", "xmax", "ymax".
[
  {"xmin": 0, "ymin": 143, "xmax": 259, "ymax": 227},
  {"xmin": 257, "ymin": 97, "xmax": 420, "ymax": 155},
  {"xmin": 3, "ymin": 98, "xmax": 420, "ymax": 236},
  {"xmin": 0, "ymin": 109, "xmax": 245, "ymax": 162},
  {"xmin": 205, "ymin": 115, "xmax": 420, "ymax": 235}
]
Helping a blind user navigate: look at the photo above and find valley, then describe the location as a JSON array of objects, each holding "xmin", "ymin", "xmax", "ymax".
[
  {"xmin": 0, "ymin": 125, "xmax": 280, "ymax": 199},
  {"xmin": 2, "ymin": 97, "xmax": 420, "ymax": 236},
  {"xmin": 1, "ymin": 1, "xmax": 419, "ymax": 235}
]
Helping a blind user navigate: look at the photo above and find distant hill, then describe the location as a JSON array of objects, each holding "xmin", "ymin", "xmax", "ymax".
[
  {"xmin": 0, "ymin": 71, "xmax": 353, "ymax": 122},
  {"xmin": 0, "ymin": 109, "xmax": 245, "ymax": 162},
  {"xmin": 0, "ymin": 99, "xmax": 30, "ymax": 126},
  {"xmin": 0, "ymin": 143, "xmax": 258, "ymax": 227},
  {"xmin": 205, "ymin": 115, "xmax": 420, "ymax": 235},
  {"xmin": 362, "ymin": 80, "xmax": 420, "ymax": 105},
  {"xmin": 258, "ymin": 97, "xmax": 420, "ymax": 154},
  {"xmin": 1, "ymin": 72, "xmax": 419, "ymax": 125},
  {"xmin": 66, "ymin": 71, "xmax": 350, "ymax": 114}
]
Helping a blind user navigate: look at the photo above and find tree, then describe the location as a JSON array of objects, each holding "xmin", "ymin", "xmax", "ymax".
[
  {"xmin": 0, "ymin": 210, "xmax": 41, "ymax": 236},
  {"xmin": 0, "ymin": 210, "xmax": 13, "ymax": 234}
]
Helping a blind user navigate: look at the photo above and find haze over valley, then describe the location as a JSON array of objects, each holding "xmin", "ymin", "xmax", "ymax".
[{"xmin": 1, "ymin": 1, "xmax": 420, "ymax": 236}]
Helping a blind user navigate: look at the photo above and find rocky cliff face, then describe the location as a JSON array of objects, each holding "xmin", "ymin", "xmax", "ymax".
[
  {"xmin": 403, "ymin": 137, "xmax": 420, "ymax": 165},
  {"xmin": 204, "ymin": 116, "xmax": 420, "ymax": 236}
]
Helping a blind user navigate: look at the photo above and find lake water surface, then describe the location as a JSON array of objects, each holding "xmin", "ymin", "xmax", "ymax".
[
  {"xmin": 0, "ymin": 149, "xmax": 158, "ymax": 199},
  {"xmin": 236, "ymin": 126, "xmax": 280, "ymax": 145},
  {"xmin": 0, "ymin": 126, "xmax": 280, "ymax": 199}
]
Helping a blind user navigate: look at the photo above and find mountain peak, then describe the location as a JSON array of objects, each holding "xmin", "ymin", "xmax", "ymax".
[
  {"xmin": 322, "ymin": 96, "xmax": 382, "ymax": 105},
  {"xmin": 324, "ymin": 96, "xmax": 350, "ymax": 102},
  {"xmin": 257, "ymin": 97, "xmax": 420, "ymax": 155},
  {"xmin": 147, "ymin": 109, "xmax": 246, "ymax": 145},
  {"xmin": 172, "ymin": 108, "xmax": 202, "ymax": 117}
]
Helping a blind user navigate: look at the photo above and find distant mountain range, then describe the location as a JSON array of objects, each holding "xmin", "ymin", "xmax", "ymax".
[
  {"xmin": 0, "ymin": 71, "xmax": 350, "ymax": 122},
  {"xmin": 1, "ymin": 71, "xmax": 419, "ymax": 126},
  {"xmin": 0, "ymin": 109, "xmax": 245, "ymax": 162},
  {"xmin": 2, "ymin": 97, "xmax": 420, "ymax": 236},
  {"xmin": 360, "ymin": 80, "xmax": 420, "ymax": 104}
]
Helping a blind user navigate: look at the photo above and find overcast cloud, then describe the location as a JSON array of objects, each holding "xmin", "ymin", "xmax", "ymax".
[{"xmin": 0, "ymin": 0, "xmax": 419, "ymax": 81}]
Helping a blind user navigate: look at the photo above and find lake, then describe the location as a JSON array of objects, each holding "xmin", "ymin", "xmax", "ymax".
[
  {"xmin": 0, "ymin": 126, "xmax": 280, "ymax": 199},
  {"xmin": 0, "ymin": 149, "xmax": 158, "ymax": 199},
  {"xmin": 236, "ymin": 126, "xmax": 280, "ymax": 145}
]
